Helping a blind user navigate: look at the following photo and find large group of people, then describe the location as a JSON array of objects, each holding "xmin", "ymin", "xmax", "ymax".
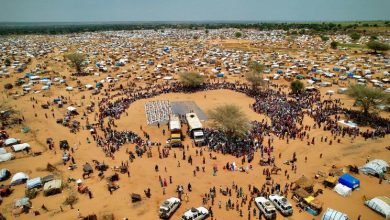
[{"xmin": 92, "ymin": 81, "xmax": 390, "ymax": 160}]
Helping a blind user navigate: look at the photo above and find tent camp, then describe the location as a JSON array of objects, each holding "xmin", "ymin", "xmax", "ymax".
[
  {"xmin": 11, "ymin": 143, "xmax": 30, "ymax": 152},
  {"xmin": 360, "ymin": 159, "xmax": 389, "ymax": 177},
  {"xmin": 321, "ymin": 208, "xmax": 348, "ymax": 220},
  {"xmin": 333, "ymin": 183, "xmax": 352, "ymax": 197},
  {"xmin": 338, "ymin": 174, "xmax": 360, "ymax": 190},
  {"xmin": 11, "ymin": 172, "xmax": 29, "ymax": 186},
  {"xmin": 365, "ymin": 196, "xmax": 390, "ymax": 218},
  {"xmin": 26, "ymin": 177, "xmax": 42, "ymax": 190},
  {"xmin": 43, "ymin": 179, "xmax": 62, "ymax": 196},
  {"xmin": 0, "ymin": 153, "xmax": 15, "ymax": 163}
]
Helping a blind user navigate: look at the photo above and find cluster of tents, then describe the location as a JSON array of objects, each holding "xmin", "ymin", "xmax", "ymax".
[
  {"xmin": 321, "ymin": 159, "xmax": 390, "ymax": 219},
  {"xmin": 0, "ymin": 135, "xmax": 31, "ymax": 163}
]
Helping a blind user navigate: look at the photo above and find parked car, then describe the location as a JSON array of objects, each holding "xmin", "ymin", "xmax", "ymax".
[
  {"xmin": 269, "ymin": 194, "xmax": 293, "ymax": 216},
  {"xmin": 159, "ymin": 197, "xmax": 181, "ymax": 219},
  {"xmin": 255, "ymin": 197, "xmax": 277, "ymax": 220},
  {"xmin": 181, "ymin": 207, "xmax": 209, "ymax": 220}
]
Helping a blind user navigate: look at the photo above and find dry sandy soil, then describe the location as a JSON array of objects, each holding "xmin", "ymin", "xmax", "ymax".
[{"xmin": 0, "ymin": 39, "xmax": 389, "ymax": 220}]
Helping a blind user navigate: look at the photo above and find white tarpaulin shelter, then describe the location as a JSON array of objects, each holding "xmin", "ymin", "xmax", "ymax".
[
  {"xmin": 365, "ymin": 196, "xmax": 390, "ymax": 219},
  {"xmin": 333, "ymin": 183, "xmax": 352, "ymax": 197},
  {"xmin": 321, "ymin": 208, "xmax": 348, "ymax": 220},
  {"xmin": 5, "ymin": 138, "xmax": 18, "ymax": 146},
  {"xmin": 11, "ymin": 143, "xmax": 30, "ymax": 152},
  {"xmin": 360, "ymin": 159, "xmax": 389, "ymax": 176},
  {"xmin": 11, "ymin": 172, "xmax": 29, "ymax": 185},
  {"xmin": 0, "ymin": 153, "xmax": 15, "ymax": 162},
  {"xmin": 67, "ymin": 106, "xmax": 77, "ymax": 112},
  {"xmin": 0, "ymin": 148, "xmax": 7, "ymax": 154}
]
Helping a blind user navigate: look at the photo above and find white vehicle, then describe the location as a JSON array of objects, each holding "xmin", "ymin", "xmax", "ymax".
[
  {"xmin": 255, "ymin": 197, "xmax": 277, "ymax": 220},
  {"xmin": 159, "ymin": 197, "xmax": 181, "ymax": 219},
  {"xmin": 181, "ymin": 207, "xmax": 209, "ymax": 220},
  {"xmin": 185, "ymin": 113, "xmax": 204, "ymax": 146},
  {"xmin": 269, "ymin": 194, "xmax": 293, "ymax": 216}
]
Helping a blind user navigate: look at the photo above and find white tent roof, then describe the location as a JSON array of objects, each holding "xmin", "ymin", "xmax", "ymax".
[
  {"xmin": 321, "ymin": 208, "xmax": 348, "ymax": 220},
  {"xmin": 11, "ymin": 143, "xmax": 30, "ymax": 152},
  {"xmin": 0, "ymin": 153, "xmax": 14, "ymax": 162},
  {"xmin": 5, "ymin": 138, "xmax": 18, "ymax": 145},
  {"xmin": 11, "ymin": 172, "xmax": 29, "ymax": 184},
  {"xmin": 360, "ymin": 159, "xmax": 389, "ymax": 176},
  {"xmin": 333, "ymin": 183, "xmax": 352, "ymax": 197},
  {"xmin": 67, "ymin": 106, "xmax": 77, "ymax": 112},
  {"xmin": 365, "ymin": 197, "xmax": 390, "ymax": 218}
]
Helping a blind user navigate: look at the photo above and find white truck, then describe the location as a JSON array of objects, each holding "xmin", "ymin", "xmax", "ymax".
[
  {"xmin": 180, "ymin": 207, "xmax": 209, "ymax": 220},
  {"xmin": 269, "ymin": 194, "xmax": 293, "ymax": 216},
  {"xmin": 168, "ymin": 114, "xmax": 182, "ymax": 147},
  {"xmin": 185, "ymin": 113, "xmax": 205, "ymax": 146},
  {"xmin": 255, "ymin": 197, "xmax": 277, "ymax": 220},
  {"xmin": 159, "ymin": 197, "xmax": 181, "ymax": 219}
]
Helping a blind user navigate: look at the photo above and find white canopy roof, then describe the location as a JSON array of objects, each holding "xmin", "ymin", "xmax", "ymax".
[
  {"xmin": 67, "ymin": 106, "xmax": 77, "ymax": 112},
  {"xmin": 360, "ymin": 159, "xmax": 389, "ymax": 176},
  {"xmin": 11, "ymin": 172, "xmax": 29, "ymax": 185},
  {"xmin": 365, "ymin": 197, "xmax": 390, "ymax": 218},
  {"xmin": 333, "ymin": 183, "xmax": 352, "ymax": 197},
  {"xmin": 321, "ymin": 208, "xmax": 348, "ymax": 220},
  {"xmin": 5, "ymin": 138, "xmax": 18, "ymax": 145}
]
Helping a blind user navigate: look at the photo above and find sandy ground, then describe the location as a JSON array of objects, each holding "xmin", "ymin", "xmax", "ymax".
[{"xmin": 0, "ymin": 38, "xmax": 389, "ymax": 220}]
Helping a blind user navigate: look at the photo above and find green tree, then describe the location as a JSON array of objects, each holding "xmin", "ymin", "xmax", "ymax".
[
  {"xmin": 235, "ymin": 32, "xmax": 242, "ymax": 38},
  {"xmin": 208, "ymin": 104, "xmax": 250, "ymax": 138},
  {"xmin": 320, "ymin": 35, "xmax": 329, "ymax": 42},
  {"xmin": 349, "ymin": 32, "xmax": 361, "ymax": 41},
  {"xmin": 4, "ymin": 58, "xmax": 11, "ymax": 66},
  {"xmin": 290, "ymin": 80, "xmax": 304, "ymax": 94},
  {"xmin": 347, "ymin": 84, "xmax": 390, "ymax": 115},
  {"xmin": 366, "ymin": 41, "xmax": 390, "ymax": 53},
  {"xmin": 65, "ymin": 52, "xmax": 86, "ymax": 73},
  {"xmin": 330, "ymin": 41, "xmax": 338, "ymax": 49},
  {"xmin": 248, "ymin": 61, "xmax": 264, "ymax": 74},
  {"xmin": 179, "ymin": 72, "xmax": 205, "ymax": 87}
]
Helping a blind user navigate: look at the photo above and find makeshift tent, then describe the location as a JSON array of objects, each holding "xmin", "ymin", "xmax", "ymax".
[
  {"xmin": 0, "ymin": 168, "xmax": 11, "ymax": 181},
  {"xmin": 26, "ymin": 177, "xmax": 42, "ymax": 190},
  {"xmin": 5, "ymin": 138, "xmax": 18, "ymax": 146},
  {"xmin": 11, "ymin": 143, "xmax": 30, "ymax": 152},
  {"xmin": 338, "ymin": 173, "xmax": 360, "ymax": 190},
  {"xmin": 0, "ymin": 148, "xmax": 7, "ymax": 154},
  {"xmin": 365, "ymin": 196, "xmax": 390, "ymax": 218},
  {"xmin": 41, "ymin": 175, "xmax": 55, "ymax": 184},
  {"xmin": 14, "ymin": 197, "xmax": 31, "ymax": 208},
  {"xmin": 43, "ymin": 179, "xmax": 62, "ymax": 196},
  {"xmin": 337, "ymin": 88, "xmax": 348, "ymax": 94},
  {"xmin": 11, "ymin": 172, "xmax": 29, "ymax": 186},
  {"xmin": 360, "ymin": 159, "xmax": 389, "ymax": 177},
  {"xmin": 0, "ymin": 153, "xmax": 15, "ymax": 162},
  {"xmin": 333, "ymin": 183, "xmax": 352, "ymax": 197},
  {"xmin": 67, "ymin": 106, "xmax": 77, "ymax": 112},
  {"xmin": 294, "ymin": 175, "xmax": 314, "ymax": 193},
  {"xmin": 321, "ymin": 208, "xmax": 348, "ymax": 220}
]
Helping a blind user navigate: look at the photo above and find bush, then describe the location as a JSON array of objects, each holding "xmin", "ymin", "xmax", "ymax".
[
  {"xmin": 290, "ymin": 80, "xmax": 304, "ymax": 93},
  {"xmin": 4, "ymin": 83, "xmax": 13, "ymax": 90},
  {"xmin": 330, "ymin": 41, "xmax": 338, "ymax": 49}
]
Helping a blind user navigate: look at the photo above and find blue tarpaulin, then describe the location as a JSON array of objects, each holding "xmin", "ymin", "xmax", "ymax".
[
  {"xmin": 217, "ymin": 73, "xmax": 225, "ymax": 77},
  {"xmin": 338, "ymin": 173, "xmax": 360, "ymax": 190}
]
